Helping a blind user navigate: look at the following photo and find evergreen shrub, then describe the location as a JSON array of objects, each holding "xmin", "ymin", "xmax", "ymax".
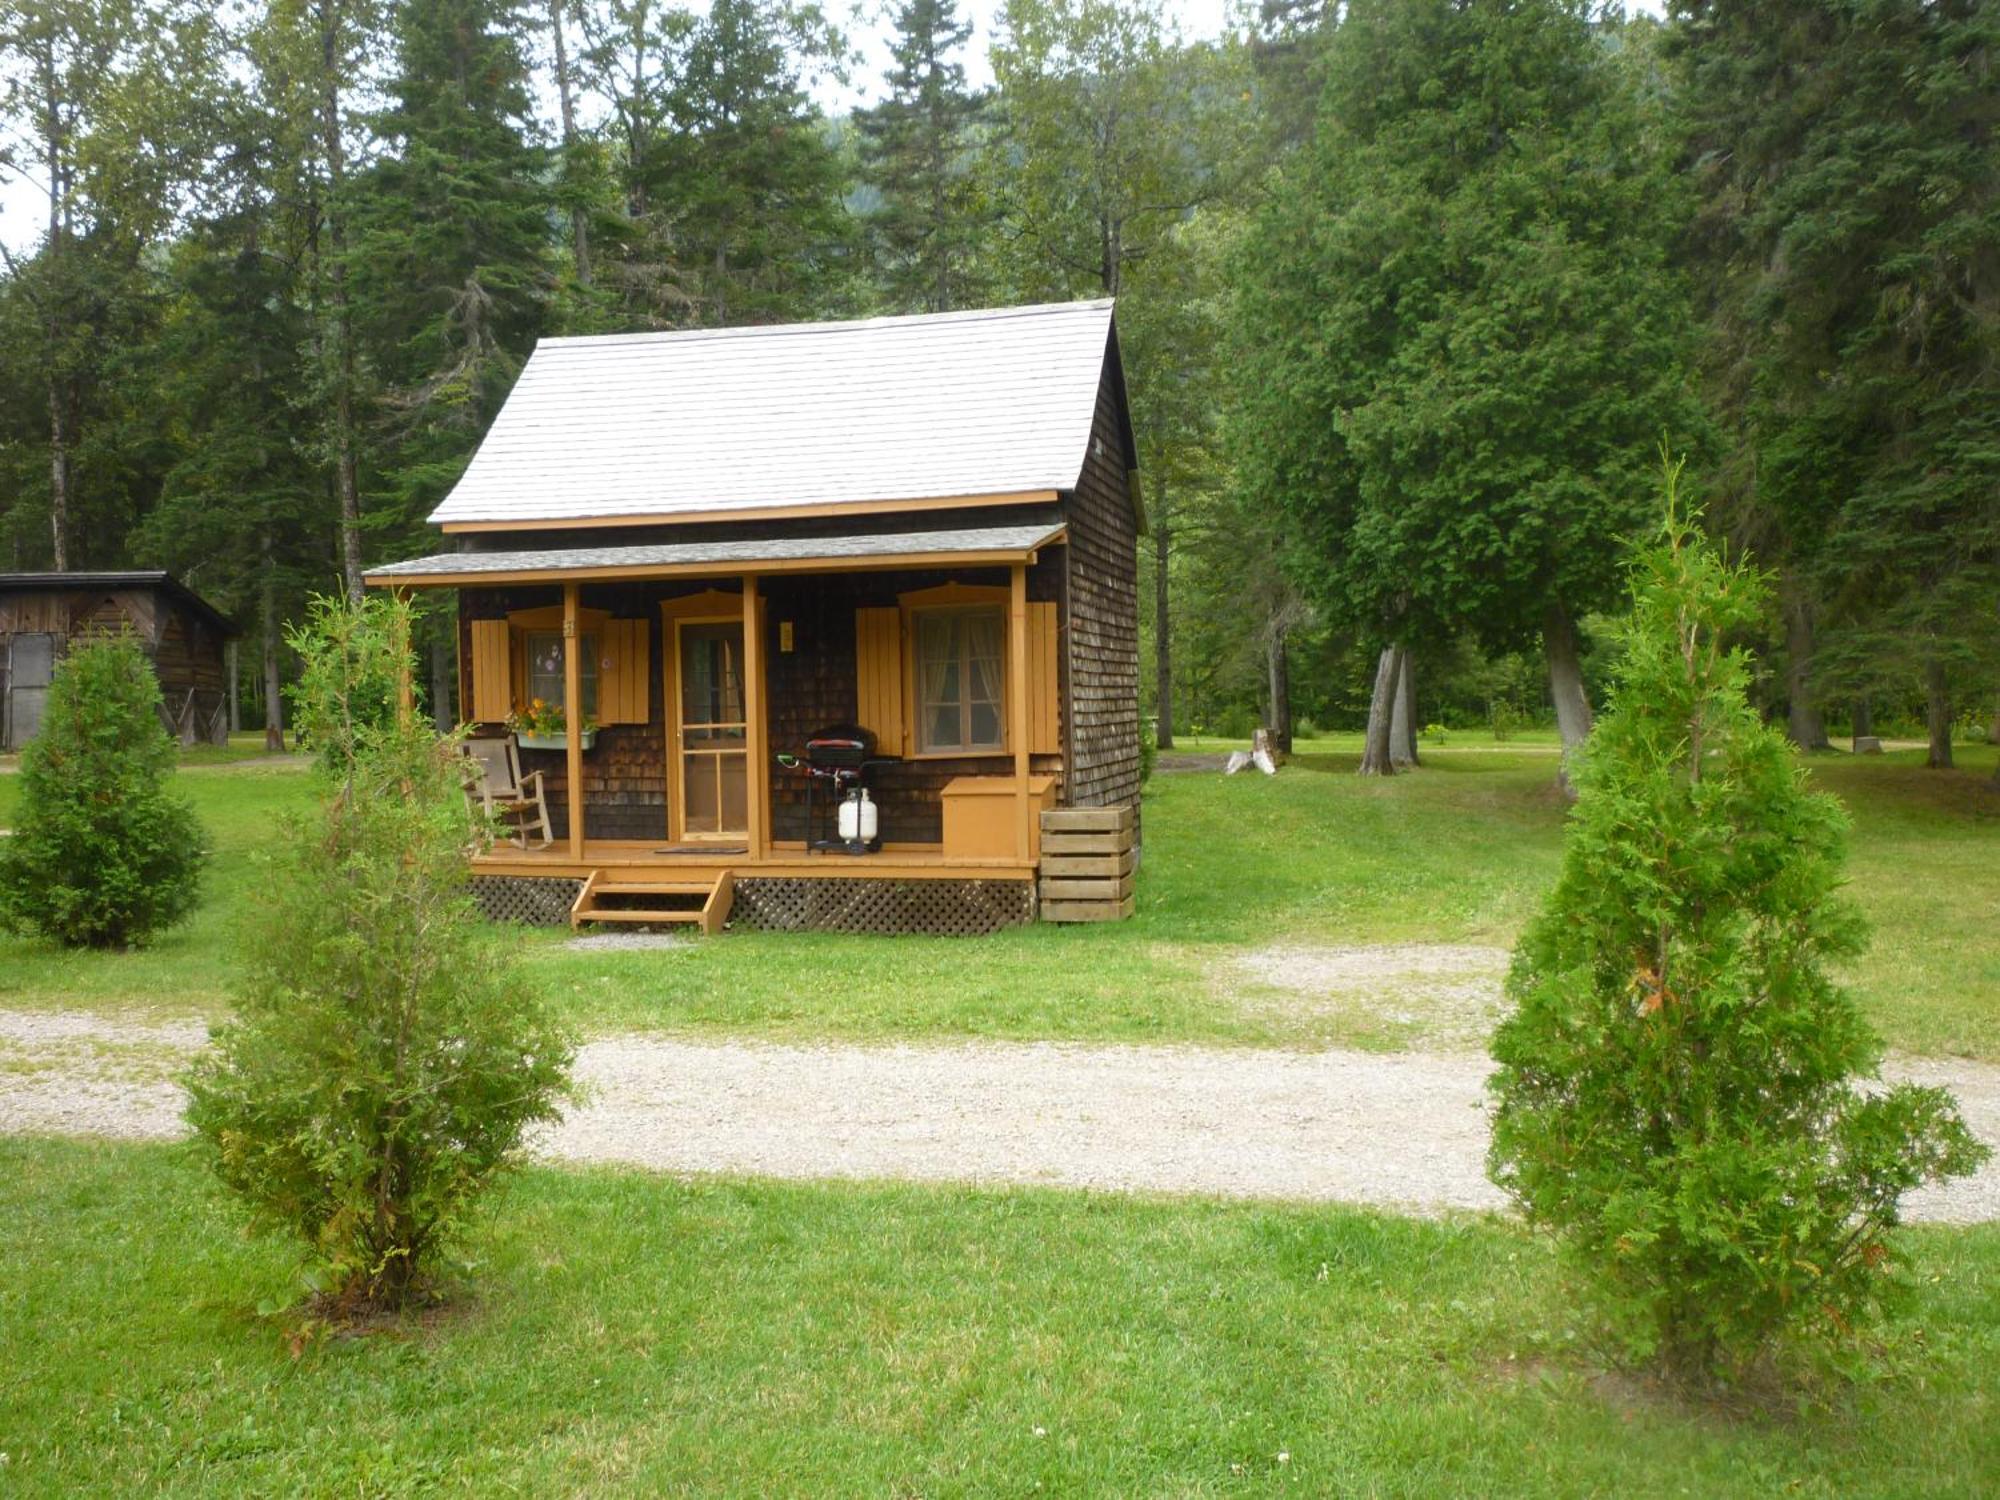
[
  {"xmin": 1488, "ymin": 468, "xmax": 1988, "ymax": 1381},
  {"xmin": 0, "ymin": 636, "xmax": 206, "ymax": 947},
  {"xmin": 186, "ymin": 595, "xmax": 574, "ymax": 1313}
]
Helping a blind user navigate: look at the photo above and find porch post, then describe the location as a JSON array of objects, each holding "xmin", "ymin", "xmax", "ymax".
[
  {"xmin": 742, "ymin": 574, "xmax": 767, "ymax": 861},
  {"xmin": 1010, "ymin": 562, "xmax": 1030, "ymax": 862},
  {"xmin": 563, "ymin": 582, "xmax": 584, "ymax": 859}
]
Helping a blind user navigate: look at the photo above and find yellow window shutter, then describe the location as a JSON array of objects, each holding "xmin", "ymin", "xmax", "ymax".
[
  {"xmin": 854, "ymin": 606, "xmax": 904, "ymax": 755},
  {"xmin": 1028, "ymin": 601, "xmax": 1060, "ymax": 754},
  {"xmin": 468, "ymin": 619, "xmax": 513, "ymax": 723},
  {"xmin": 599, "ymin": 618, "xmax": 649, "ymax": 725}
]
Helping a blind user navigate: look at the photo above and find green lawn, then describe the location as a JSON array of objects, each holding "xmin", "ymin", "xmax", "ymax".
[
  {"xmin": 1, "ymin": 1136, "xmax": 1995, "ymax": 1497},
  {"xmin": 2, "ymin": 747, "xmax": 1995, "ymax": 1494},
  {"xmin": 1, "ymin": 737, "xmax": 1995, "ymax": 1057}
]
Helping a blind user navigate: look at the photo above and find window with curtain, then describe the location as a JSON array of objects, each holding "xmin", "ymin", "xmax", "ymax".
[
  {"xmin": 525, "ymin": 630, "xmax": 598, "ymax": 720},
  {"xmin": 915, "ymin": 607, "xmax": 1004, "ymax": 753}
]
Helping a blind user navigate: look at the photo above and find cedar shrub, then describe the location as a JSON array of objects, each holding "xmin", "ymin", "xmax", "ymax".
[
  {"xmin": 0, "ymin": 635, "xmax": 206, "ymax": 947},
  {"xmin": 1487, "ymin": 462, "xmax": 1988, "ymax": 1382},
  {"xmin": 185, "ymin": 594, "xmax": 574, "ymax": 1314}
]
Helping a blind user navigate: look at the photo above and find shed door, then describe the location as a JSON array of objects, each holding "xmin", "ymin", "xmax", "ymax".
[{"xmin": 4, "ymin": 633, "xmax": 58, "ymax": 749}]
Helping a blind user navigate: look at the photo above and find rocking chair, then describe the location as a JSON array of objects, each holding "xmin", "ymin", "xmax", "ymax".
[{"xmin": 461, "ymin": 735, "xmax": 554, "ymax": 850}]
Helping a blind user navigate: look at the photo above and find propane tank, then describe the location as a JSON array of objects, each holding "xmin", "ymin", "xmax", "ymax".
[{"xmin": 838, "ymin": 787, "xmax": 878, "ymax": 844}]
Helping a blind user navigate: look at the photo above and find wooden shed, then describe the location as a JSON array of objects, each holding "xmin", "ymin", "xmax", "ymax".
[
  {"xmin": 0, "ymin": 572, "xmax": 240, "ymax": 750},
  {"xmin": 367, "ymin": 299, "xmax": 1144, "ymax": 934}
]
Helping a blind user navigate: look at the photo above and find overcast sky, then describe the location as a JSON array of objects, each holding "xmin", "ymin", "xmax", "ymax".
[{"xmin": 0, "ymin": 0, "xmax": 1661, "ymax": 255}]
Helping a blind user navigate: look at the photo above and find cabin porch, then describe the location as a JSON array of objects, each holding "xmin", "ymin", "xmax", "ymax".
[{"xmin": 367, "ymin": 516, "xmax": 1141, "ymax": 932}]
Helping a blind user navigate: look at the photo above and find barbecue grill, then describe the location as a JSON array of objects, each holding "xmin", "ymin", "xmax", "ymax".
[
  {"xmin": 804, "ymin": 725, "xmax": 874, "ymax": 770},
  {"xmin": 781, "ymin": 724, "xmax": 886, "ymax": 854}
]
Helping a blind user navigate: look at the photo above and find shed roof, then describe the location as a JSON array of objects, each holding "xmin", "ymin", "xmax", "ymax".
[
  {"xmin": 0, "ymin": 571, "xmax": 239, "ymax": 637},
  {"xmin": 364, "ymin": 521, "xmax": 1068, "ymax": 588},
  {"xmin": 428, "ymin": 299, "xmax": 1131, "ymax": 530}
]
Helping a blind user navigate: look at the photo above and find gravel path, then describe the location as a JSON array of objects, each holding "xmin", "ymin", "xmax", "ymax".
[{"xmin": 4, "ymin": 1011, "xmax": 1997, "ymax": 1223}]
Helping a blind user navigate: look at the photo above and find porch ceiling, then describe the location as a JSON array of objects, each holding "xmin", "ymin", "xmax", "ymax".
[{"xmin": 362, "ymin": 520, "xmax": 1067, "ymax": 588}]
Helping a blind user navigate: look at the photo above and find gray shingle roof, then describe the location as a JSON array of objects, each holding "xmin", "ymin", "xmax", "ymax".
[
  {"xmin": 365, "ymin": 522, "xmax": 1068, "ymax": 585},
  {"xmin": 428, "ymin": 299, "xmax": 1119, "ymax": 527}
]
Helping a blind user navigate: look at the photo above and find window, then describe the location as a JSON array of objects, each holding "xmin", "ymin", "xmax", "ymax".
[
  {"xmin": 915, "ymin": 607, "xmax": 1004, "ymax": 753},
  {"xmin": 525, "ymin": 630, "xmax": 598, "ymax": 721}
]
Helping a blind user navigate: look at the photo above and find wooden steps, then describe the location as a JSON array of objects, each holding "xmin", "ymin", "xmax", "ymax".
[
  {"xmin": 571, "ymin": 869, "xmax": 735, "ymax": 935},
  {"xmin": 1037, "ymin": 806, "xmax": 1136, "ymax": 922}
]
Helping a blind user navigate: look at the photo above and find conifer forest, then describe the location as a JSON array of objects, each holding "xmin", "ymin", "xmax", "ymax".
[{"xmin": 0, "ymin": 0, "xmax": 1994, "ymax": 762}]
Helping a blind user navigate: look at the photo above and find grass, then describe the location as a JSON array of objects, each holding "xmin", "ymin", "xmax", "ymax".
[
  {"xmin": 1, "ymin": 738, "xmax": 1995, "ymax": 1057},
  {"xmin": 1, "ymin": 737, "xmax": 1994, "ymax": 1494},
  {"xmin": 1, "ymin": 1135, "xmax": 1996, "ymax": 1497}
]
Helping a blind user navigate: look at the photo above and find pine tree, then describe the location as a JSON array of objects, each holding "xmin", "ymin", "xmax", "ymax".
[
  {"xmin": 128, "ymin": 41, "xmax": 329, "ymax": 742},
  {"xmin": 134, "ymin": 214, "xmax": 323, "ymax": 745},
  {"xmin": 1489, "ymin": 464, "xmax": 1987, "ymax": 1381},
  {"xmin": 349, "ymin": 0, "xmax": 552, "ymax": 550},
  {"xmin": 1674, "ymin": 0, "xmax": 2000, "ymax": 769},
  {"xmin": 0, "ymin": 0, "xmax": 222, "ymax": 570},
  {"xmin": 856, "ymin": 0, "xmax": 988, "ymax": 313},
  {"xmin": 649, "ymin": 0, "xmax": 853, "ymax": 325}
]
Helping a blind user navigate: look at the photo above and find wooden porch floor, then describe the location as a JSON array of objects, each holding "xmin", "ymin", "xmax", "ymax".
[{"xmin": 473, "ymin": 838, "xmax": 1036, "ymax": 882}]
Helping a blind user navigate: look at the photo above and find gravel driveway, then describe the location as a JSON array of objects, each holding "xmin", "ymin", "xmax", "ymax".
[{"xmin": 3, "ymin": 1010, "xmax": 1996, "ymax": 1223}]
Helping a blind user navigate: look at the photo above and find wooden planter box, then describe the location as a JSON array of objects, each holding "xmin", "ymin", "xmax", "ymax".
[
  {"xmin": 516, "ymin": 730, "xmax": 596, "ymax": 753},
  {"xmin": 1038, "ymin": 805, "xmax": 1136, "ymax": 922}
]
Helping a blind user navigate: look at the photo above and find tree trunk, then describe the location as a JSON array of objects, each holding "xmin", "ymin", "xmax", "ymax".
[
  {"xmin": 1359, "ymin": 644, "xmax": 1402, "ymax": 776},
  {"xmin": 1266, "ymin": 621, "xmax": 1292, "ymax": 754},
  {"xmin": 320, "ymin": 0, "xmax": 364, "ymax": 602},
  {"xmin": 548, "ymin": 0, "xmax": 591, "ymax": 287},
  {"xmin": 1853, "ymin": 695, "xmax": 1873, "ymax": 744},
  {"xmin": 47, "ymin": 379, "xmax": 72, "ymax": 570},
  {"xmin": 1987, "ymin": 697, "xmax": 1999, "ymax": 747},
  {"xmin": 1391, "ymin": 650, "xmax": 1419, "ymax": 767},
  {"xmin": 1781, "ymin": 576, "xmax": 1830, "ymax": 751},
  {"xmin": 261, "ymin": 591, "xmax": 285, "ymax": 752},
  {"xmin": 430, "ymin": 631, "xmax": 453, "ymax": 733},
  {"xmin": 1925, "ymin": 658, "xmax": 1953, "ymax": 770},
  {"xmin": 1153, "ymin": 478, "xmax": 1173, "ymax": 749},
  {"xmin": 42, "ymin": 93, "xmax": 72, "ymax": 572},
  {"xmin": 1545, "ymin": 602, "xmax": 1593, "ymax": 796}
]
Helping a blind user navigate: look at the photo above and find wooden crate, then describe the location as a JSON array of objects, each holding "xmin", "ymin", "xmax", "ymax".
[{"xmin": 1036, "ymin": 805, "xmax": 1136, "ymax": 922}]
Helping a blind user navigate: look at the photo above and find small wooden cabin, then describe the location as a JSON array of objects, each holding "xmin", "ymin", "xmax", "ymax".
[
  {"xmin": 0, "ymin": 572, "xmax": 239, "ymax": 750},
  {"xmin": 366, "ymin": 299, "xmax": 1143, "ymax": 933}
]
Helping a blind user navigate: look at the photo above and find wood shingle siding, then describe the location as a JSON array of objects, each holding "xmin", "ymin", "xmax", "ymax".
[{"xmin": 1061, "ymin": 356, "xmax": 1143, "ymax": 823}]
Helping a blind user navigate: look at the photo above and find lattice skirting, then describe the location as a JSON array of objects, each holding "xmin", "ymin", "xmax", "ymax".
[
  {"xmin": 730, "ymin": 877, "xmax": 1035, "ymax": 935},
  {"xmin": 471, "ymin": 873, "xmax": 1034, "ymax": 934},
  {"xmin": 472, "ymin": 875, "xmax": 585, "ymax": 927}
]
